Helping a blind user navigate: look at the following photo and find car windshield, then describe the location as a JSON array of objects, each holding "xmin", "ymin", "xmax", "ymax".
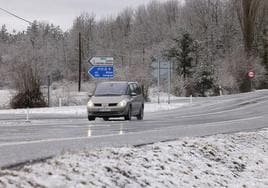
[{"xmin": 94, "ymin": 82, "xmax": 128, "ymax": 96}]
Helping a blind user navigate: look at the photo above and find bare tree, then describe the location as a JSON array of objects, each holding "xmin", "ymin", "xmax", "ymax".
[{"xmin": 235, "ymin": 0, "xmax": 263, "ymax": 54}]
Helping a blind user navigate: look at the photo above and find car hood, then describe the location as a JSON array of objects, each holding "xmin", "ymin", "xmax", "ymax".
[{"xmin": 90, "ymin": 95, "xmax": 128, "ymax": 104}]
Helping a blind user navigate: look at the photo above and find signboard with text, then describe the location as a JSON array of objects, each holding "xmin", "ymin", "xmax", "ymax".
[
  {"xmin": 88, "ymin": 66, "xmax": 114, "ymax": 79},
  {"xmin": 88, "ymin": 56, "xmax": 114, "ymax": 79},
  {"xmin": 89, "ymin": 57, "xmax": 114, "ymax": 66}
]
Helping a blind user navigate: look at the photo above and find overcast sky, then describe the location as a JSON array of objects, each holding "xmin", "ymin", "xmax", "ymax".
[{"xmin": 0, "ymin": 0, "xmax": 170, "ymax": 32}]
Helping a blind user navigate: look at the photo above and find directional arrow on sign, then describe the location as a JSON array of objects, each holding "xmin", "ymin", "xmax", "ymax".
[
  {"xmin": 89, "ymin": 57, "xmax": 114, "ymax": 66},
  {"xmin": 88, "ymin": 66, "xmax": 114, "ymax": 79}
]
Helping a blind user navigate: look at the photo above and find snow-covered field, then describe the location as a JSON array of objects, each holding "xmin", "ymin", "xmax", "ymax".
[
  {"xmin": 0, "ymin": 102, "xmax": 186, "ymax": 116},
  {"xmin": 0, "ymin": 85, "xmax": 191, "ymax": 110},
  {"xmin": 149, "ymin": 87, "xmax": 189, "ymax": 103},
  {"xmin": 0, "ymin": 90, "xmax": 13, "ymax": 109},
  {"xmin": 0, "ymin": 85, "xmax": 188, "ymax": 115},
  {"xmin": 0, "ymin": 129, "xmax": 267, "ymax": 188}
]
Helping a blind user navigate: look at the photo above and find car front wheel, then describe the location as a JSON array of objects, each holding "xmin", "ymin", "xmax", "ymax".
[
  {"xmin": 103, "ymin": 117, "xmax": 109, "ymax": 121},
  {"xmin": 137, "ymin": 106, "xmax": 144, "ymax": 120},
  {"xmin": 124, "ymin": 106, "xmax": 132, "ymax": 121},
  {"xmin": 88, "ymin": 116, "xmax": 96, "ymax": 121}
]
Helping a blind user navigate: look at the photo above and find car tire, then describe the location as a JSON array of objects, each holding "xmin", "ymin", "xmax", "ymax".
[
  {"xmin": 103, "ymin": 117, "xmax": 109, "ymax": 121},
  {"xmin": 137, "ymin": 106, "xmax": 144, "ymax": 120},
  {"xmin": 124, "ymin": 106, "xmax": 132, "ymax": 121},
  {"xmin": 88, "ymin": 116, "xmax": 96, "ymax": 121}
]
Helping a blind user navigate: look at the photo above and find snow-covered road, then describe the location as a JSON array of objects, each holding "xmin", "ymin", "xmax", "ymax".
[{"xmin": 0, "ymin": 129, "xmax": 267, "ymax": 188}]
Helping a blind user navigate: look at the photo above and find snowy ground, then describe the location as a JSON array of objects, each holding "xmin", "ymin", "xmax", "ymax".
[
  {"xmin": 148, "ymin": 87, "xmax": 189, "ymax": 103},
  {"xmin": 0, "ymin": 85, "xmax": 191, "ymax": 109},
  {"xmin": 0, "ymin": 129, "xmax": 267, "ymax": 188},
  {"xmin": 0, "ymin": 102, "xmax": 186, "ymax": 116},
  {"xmin": 0, "ymin": 85, "xmax": 188, "ymax": 115},
  {"xmin": 0, "ymin": 90, "xmax": 13, "ymax": 109}
]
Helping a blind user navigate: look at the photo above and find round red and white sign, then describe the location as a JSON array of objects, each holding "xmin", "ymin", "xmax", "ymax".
[{"xmin": 248, "ymin": 71, "xmax": 255, "ymax": 78}]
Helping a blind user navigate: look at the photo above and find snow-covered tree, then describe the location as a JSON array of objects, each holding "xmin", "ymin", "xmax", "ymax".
[
  {"xmin": 193, "ymin": 63, "xmax": 216, "ymax": 96},
  {"xmin": 166, "ymin": 33, "xmax": 194, "ymax": 79}
]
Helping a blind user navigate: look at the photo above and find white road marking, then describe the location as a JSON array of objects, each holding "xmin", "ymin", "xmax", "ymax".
[{"xmin": 89, "ymin": 124, "xmax": 111, "ymax": 127}]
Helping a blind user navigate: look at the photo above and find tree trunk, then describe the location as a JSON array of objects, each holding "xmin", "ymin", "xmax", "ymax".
[{"xmin": 235, "ymin": 0, "xmax": 262, "ymax": 55}]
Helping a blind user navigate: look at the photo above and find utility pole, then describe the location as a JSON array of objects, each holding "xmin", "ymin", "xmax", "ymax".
[
  {"xmin": 78, "ymin": 32, "xmax": 82, "ymax": 92},
  {"xmin": 157, "ymin": 58, "xmax": 160, "ymax": 104},
  {"xmin": 168, "ymin": 61, "xmax": 171, "ymax": 104},
  {"xmin": 142, "ymin": 47, "xmax": 145, "ymax": 64}
]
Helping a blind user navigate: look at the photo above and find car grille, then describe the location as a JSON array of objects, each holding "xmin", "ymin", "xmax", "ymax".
[
  {"xmin": 91, "ymin": 111, "xmax": 123, "ymax": 116},
  {"xmin": 94, "ymin": 103, "xmax": 118, "ymax": 107}
]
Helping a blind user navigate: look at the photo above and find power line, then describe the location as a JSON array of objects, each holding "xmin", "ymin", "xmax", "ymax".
[{"xmin": 0, "ymin": 7, "xmax": 34, "ymax": 25}]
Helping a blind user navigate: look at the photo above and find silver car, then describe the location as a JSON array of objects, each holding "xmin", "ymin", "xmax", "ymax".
[{"xmin": 87, "ymin": 81, "xmax": 144, "ymax": 121}]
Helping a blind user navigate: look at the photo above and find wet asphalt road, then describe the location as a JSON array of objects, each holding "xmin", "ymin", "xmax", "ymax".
[{"xmin": 0, "ymin": 90, "xmax": 268, "ymax": 168}]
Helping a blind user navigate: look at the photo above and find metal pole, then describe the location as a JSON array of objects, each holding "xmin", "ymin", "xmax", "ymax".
[
  {"xmin": 168, "ymin": 61, "xmax": 171, "ymax": 104},
  {"xmin": 78, "ymin": 32, "xmax": 82, "ymax": 92},
  {"xmin": 157, "ymin": 59, "xmax": 160, "ymax": 104},
  {"xmin": 47, "ymin": 75, "xmax": 50, "ymax": 107}
]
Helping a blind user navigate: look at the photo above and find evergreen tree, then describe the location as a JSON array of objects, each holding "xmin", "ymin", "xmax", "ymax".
[
  {"xmin": 166, "ymin": 33, "xmax": 194, "ymax": 79},
  {"xmin": 193, "ymin": 63, "xmax": 216, "ymax": 97},
  {"xmin": 0, "ymin": 25, "xmax": 9, "ymax": 42}
]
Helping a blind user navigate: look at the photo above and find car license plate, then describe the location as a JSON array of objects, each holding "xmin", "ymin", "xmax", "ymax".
[{"xmin": 99, "ymin": 108, "xmax": 111, "ymax": 112}]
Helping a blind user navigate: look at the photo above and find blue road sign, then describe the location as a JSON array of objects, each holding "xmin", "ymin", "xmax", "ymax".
[{"xmin": 88, "ymin": 66, "xmax": 114, "ymax": 79}]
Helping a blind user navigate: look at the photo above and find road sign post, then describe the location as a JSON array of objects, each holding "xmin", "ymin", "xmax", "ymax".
[
  {"xmin": 88, "ymin": 66, "xmax": 114, "ymax": 79},
  {"xmin": 247, "ymin": 71, "xmax": 255, "ymax": 91},
  {"xmin": 89, "ymin": 57, "xmax": 114, "ymax": 66},
  {"xmin": 88, "ymin": 56, "xmax": 114, "ymax": 79},
  {"xmin": 247, "ymin": 71, "xmax": 255, "ymax": 79}
]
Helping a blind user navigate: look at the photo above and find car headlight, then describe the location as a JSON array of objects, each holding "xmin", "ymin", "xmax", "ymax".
[
  {"xmin": 118, "ymin": 100, "xmax": 127, "ymax": 107},
  {"xmin": 87, "ymin": 100, "xmax": 94, "ymax": 108}
]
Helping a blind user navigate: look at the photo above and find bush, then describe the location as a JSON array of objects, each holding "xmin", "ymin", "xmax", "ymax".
[
  {"xmin": 216, "ymin": 50, "xmax": 267, "ymax": 93},
  {"xmin": 11, "ymin": 89, "xmax": 46, "ymax": 109},
  {"xmin": 10, "ymin": 64, "xmax": 47, "ymax": 109},
  {"xmin": 193, "ymin": 63, "xmax": 217, "ymax": 97}
]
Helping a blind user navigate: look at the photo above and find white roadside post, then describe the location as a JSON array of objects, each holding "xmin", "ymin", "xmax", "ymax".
[
  {"xmin": 219, "ymin": 86, "xmax": 223, "ymax": 96},
  {"xmin": 87, "ymin": 126, "xmax": 92, "ymax": 137},
  {"xmin": 26, "ymin": 107, "xmax": 30, "ymax": 122},
  {"xmin": 190, "ymin": 95, "xmax": 193, "ymax": 104},
  {"xmin": 119, "ymin": 124, "xmax": 124, "ymax": 135},
  {"xmin": 59, "ymin": 98, "xmax": 62, "ymax": 107}
]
